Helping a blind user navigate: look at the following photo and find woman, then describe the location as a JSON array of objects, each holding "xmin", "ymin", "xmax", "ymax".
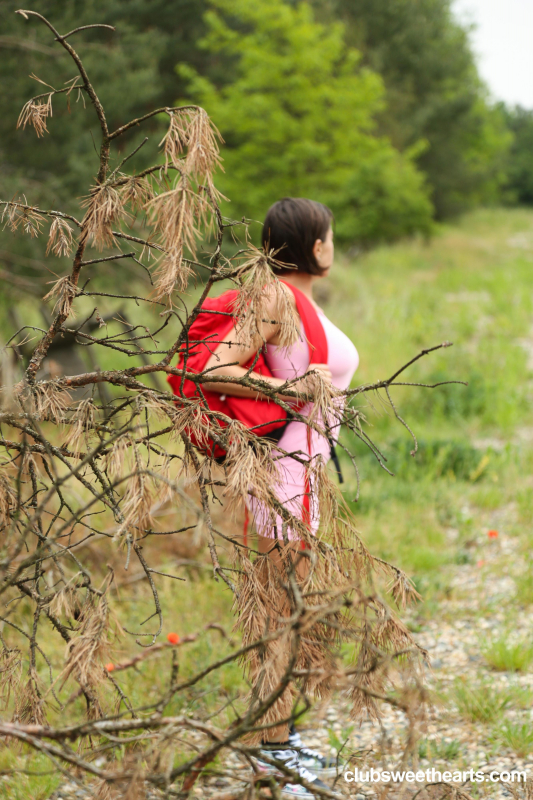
[{"xmin": 204, "ymin": 197, "xmax": 359, "ymax": 798}]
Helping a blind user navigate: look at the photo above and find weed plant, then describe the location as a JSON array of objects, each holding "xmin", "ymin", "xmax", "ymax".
[
  {"xmin": 495, "ymin": 722, "xmax": 533, "ymax": 758},
  {"xmin": 481, "ymin": 636, "xmax": 533, "ymax": 672},
  {"xmin": 450, "ymin": 678, "xmax": 532, "ymax": 724},
  {"xmin": 418, "ymin": 737, "xmax": 462, "ymax": 760}
]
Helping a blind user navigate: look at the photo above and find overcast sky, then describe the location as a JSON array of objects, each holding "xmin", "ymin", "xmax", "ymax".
[{"xmin": 453, "ymin": 0, "xmax": 533, "ymax": 108}]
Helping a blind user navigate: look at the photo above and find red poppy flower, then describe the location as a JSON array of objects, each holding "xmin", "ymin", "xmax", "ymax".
[{"xmin": 488, "ymin": 530, "xmax": 499, "ymax": 539}]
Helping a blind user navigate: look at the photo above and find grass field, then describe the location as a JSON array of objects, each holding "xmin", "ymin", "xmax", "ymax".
[
  {"xmin": 330, "ymin": 207, "xmax": 533, "ymax": 600},
  {"xmin": 2, "ymin": 207, "xmax": 533, "ymax": 798}
]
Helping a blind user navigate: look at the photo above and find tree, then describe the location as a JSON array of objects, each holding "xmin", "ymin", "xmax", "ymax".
[
  {"xmin": 500, "ymin": 105, "xmax": 533, "ymax": 206},
  {"xmin": 0, "ymin": 0, "xmax": 512, "ymax": 275},
  {"xmin": 178, "ymin": 0, "xmax": 434, "ymax": 245},
  {"xmin": 314, "ymin": 0, "xmax": 511, "ymax": 219},
  {"xmin": 0, "ymin": 0, "xmax": 211, "ymax": 292}
]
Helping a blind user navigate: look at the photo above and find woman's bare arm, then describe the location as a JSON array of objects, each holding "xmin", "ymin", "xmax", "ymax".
[{"xmin": 203, "ymin": 289, "xmax": 331, "ymax": 400}]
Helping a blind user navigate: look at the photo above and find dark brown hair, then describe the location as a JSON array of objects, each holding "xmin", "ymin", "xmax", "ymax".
[{"xmin": 262, "ymin": 197, "xmax": 333, "ymax": 276}]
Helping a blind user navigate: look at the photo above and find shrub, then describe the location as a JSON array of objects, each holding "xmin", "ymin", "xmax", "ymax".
[{"xmin": 178, "ymin": 0, "xmax": 434, "ymax": 246}]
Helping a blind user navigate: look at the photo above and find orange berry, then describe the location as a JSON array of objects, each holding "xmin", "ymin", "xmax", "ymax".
[
  {"xmin": 167, "ymin": 632, "xmax": 180, "ymax": 645},
  {"xmin": 105, "ymin": 663, "xmax": 115, "ymax": 672}
]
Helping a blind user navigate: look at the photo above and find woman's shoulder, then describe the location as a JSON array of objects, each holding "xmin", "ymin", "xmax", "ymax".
[
  {"xmin": 261, "ymin": 280, "xmax": 298, "ymax": 311},
  {"xmin": 259, "ymin": 282, "xmax": 300, "ymax": 348}
]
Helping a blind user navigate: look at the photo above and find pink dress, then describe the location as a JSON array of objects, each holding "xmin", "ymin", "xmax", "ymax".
[{"xmin": 248, "ymin": 306, "xmax": 359, "ymax": 540}]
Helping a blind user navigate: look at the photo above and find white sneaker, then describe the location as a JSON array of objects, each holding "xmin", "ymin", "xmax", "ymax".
[
  {"xmin": 256, "ymin": 745, "xmax": 330, "ymax": 799},
  {"xmin": 288, "ymin": 727, "xmax": 340, "ymax": 779}
]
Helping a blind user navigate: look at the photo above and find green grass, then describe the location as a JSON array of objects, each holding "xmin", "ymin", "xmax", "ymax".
[
  {"xmin": 0, "ymin": 751, "xmax": 62, "ymax": 800},
  {"xmin": 418, "ymin": 737, "xmax": 462, "ymax": 761},
  {"xmin": 495, "ymin": 722, "xmax": 533, "ymax": 757},
  {"xmin": 329, "ymin": 210, "xmax": 533, "ymax": 438},
  {"xmin": 448, "ymin": 678, "xmax": 532, "ymax": 724},
  {"xmin": 0, "ymin": 569, "xmax": 245, "ymax": 798},
  {"xmin": 317, "ymin": 209, "xmax": 533, "ymax": 614},
  {"xmin": 105, "ymin": 566, "xmax": 246, "ymax": 721},
  {"xmin": 513, "ymin": 561, "xmax": 533, "ymax": 606},
  {"xmin": 481, "ymin": 635, "xmax": 533, "ymax": 672}
]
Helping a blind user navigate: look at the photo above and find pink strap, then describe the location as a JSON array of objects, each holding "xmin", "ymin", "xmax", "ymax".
[{"xmin": 279, "ymin": 281, "xmax": 329, "ymax": 533}]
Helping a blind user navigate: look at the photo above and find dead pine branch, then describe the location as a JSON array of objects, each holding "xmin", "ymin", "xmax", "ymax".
[{"xmin": 0, "ymin": 8, "xmax": 458, "ymax": 799}]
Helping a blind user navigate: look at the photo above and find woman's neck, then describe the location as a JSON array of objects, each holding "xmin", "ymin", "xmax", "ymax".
[{"xmin": 279, "ymin": 272, "xmax": 318, "ymax": 301}]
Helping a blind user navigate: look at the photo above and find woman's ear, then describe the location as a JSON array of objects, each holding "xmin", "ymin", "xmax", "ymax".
[{"xmin": 313, "ymin": 237, "xmax": 323, "ymax": 264}]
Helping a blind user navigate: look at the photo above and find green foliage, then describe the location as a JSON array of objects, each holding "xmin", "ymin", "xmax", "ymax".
[
  {"xmin": 0, "ymin": 0, "xmax": 514, "ymax": 279},
  {"xmin": 500, "ymin": 105, "xmax": 533, "ymax": 205},
  {"xmin": 0, "ymin": 0, "xmax": 211, "ymax": 280},
  {"xmin": 1, "ymin": 1, "xmax": 163, "ymax": 205},
  {"xmin": 178, "ymin": 0, "xmax": 434, "ymax": 245},
  {"xmin": 316, "ymin": 0, "xmax": 512, "ymax": 219}
]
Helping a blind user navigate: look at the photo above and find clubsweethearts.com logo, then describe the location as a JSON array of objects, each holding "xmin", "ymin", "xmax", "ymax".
[{"xmin": 344, "ymin": 768, "xmax": 528, "ymax": 784}]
